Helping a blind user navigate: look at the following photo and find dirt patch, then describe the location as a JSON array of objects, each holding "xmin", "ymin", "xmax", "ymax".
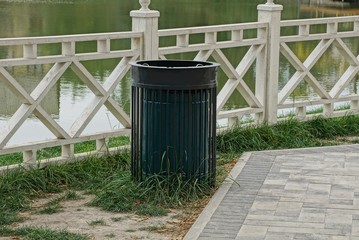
[
  {"xmin": 1, "ymin": 155, "xmax": 240, "ymax": 240},
  {"xmin": 9, "ymin": 192, "xmax": 187, "ymax": 240}
]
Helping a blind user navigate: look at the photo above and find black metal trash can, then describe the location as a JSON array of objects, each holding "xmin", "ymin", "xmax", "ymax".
[{"xmin": 130, "ymin": 60, "xmax": 219, "ymax": 184}]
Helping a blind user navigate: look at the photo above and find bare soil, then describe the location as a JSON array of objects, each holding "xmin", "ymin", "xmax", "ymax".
[
  {"xmin": 3, "ymin": 157, "xmax": 237, "ymax": 240},
  {"xmin": 8, "ymin": 192, "xmax": 191, "ymax": 240}
]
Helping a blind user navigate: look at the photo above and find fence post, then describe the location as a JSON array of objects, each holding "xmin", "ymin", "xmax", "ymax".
[
  {"xmin": 131, "ymin": 0, "xmax": 160, "ymax": 60},
  {"xmin": 256, "ymin": 0, "xmax": 282, "ymax": 124},
  {"xmin": 23, "ymin": 149, "xmax": 37, "ymax": 169}
]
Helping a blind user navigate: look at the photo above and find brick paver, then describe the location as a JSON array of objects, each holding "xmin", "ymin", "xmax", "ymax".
[{"xmin": 185, "ymin": 145, "xmax": 359, "ymax": 240}]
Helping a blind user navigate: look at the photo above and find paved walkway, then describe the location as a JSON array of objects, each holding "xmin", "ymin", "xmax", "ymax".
[{"xmin": 184, "ymin": 144, "xmax": 359, "ymax": 240}]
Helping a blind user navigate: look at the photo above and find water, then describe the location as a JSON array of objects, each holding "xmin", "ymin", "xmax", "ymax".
[{"xmin": 0, "ymin": 0, "xmax": 358, "ymax": 144}]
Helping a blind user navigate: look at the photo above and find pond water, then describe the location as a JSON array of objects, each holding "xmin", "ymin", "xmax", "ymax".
[{"xmin": 0, "ymin": 0, "xmax": 359, "ymax": 144}]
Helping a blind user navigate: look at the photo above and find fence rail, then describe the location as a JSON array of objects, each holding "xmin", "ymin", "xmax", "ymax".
[
  {"xmin": 1, "ymin": 0, "xmax": 359, "ymax": 172},
  {"xmin": 158, "ymin": 21, "xmax": 268, "ymax": 122},
  {"xmin": 279, "ymin": 15, "xmax": 359, "ymax": 121},
  {"xmin": 0, "ymin": 31, "xmax": 141, "ymax": 171}
]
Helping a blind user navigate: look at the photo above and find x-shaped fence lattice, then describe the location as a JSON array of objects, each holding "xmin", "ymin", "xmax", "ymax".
[
  {"xmin": 279, "ymin": 38, "xmax": 359, "ymax": 105},
  {"xmin": 158, "ymin": 24, "xmax": 267, "ymax": 122},
  {"xmin": 0, "ymin": 50, "xmax": 138, "ymax": 149}
]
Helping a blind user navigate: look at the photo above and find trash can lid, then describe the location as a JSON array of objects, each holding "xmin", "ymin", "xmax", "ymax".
[{"xmin": 130, "ymin": 60, "xmax": 219, "ymax": 90}]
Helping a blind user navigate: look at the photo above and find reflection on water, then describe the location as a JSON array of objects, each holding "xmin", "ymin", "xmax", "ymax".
[
  {"xmin": 1, "ymin": 0, "xmax": 359, "ymax": 144},
  {"xmin": 280, "ymin": 38, "xmax": 359, "ymax": 102},
  {"xmin": 301, "ymin": 0, "xmax": 359, "ymax": 17},
  {"xmin": 0, "ymin": 65, "xmax": 59, "ymax": 117},
  {"xmin": 0, "ymin": 62, "xmax": 131, "ymax": 144}
]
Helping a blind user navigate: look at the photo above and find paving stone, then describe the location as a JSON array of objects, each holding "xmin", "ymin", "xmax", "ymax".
[
  {"xmin": 302, "ymin": 202, "xmax": 359, "ymax": 210},
  {"xmin": 331, "ymin": 236, "xmax": 351, "ymax": 240},
  {"xmin": 275, "ymin": 201, "xmax": 303, "ymax": 217},
  {"xmin": 284, "ymin": 181, "xmax": 309, "ymax": 191},
  {"xmin": 352, "ymin": 220, "xmax": 359, "ymax": 236},
  {"xmin": 251, "ymin": 199, "xmax": 278, "ymax": 211},
  {"xmin": 289, "ymin": 175, "xmax": 331, "ymax": 184},
  {"xmin": 325, "ymin": 210, "xmax": 353, "ymax": 225},
  {"xmin": 190, "ymin": 145, "xmax": 359, "ymax": 240},
  {"xmin": 244, "ymin": 219, "xmax": 323, "ymax": 229},
  {"xmin": 248, "ymin": 209, "xmax": 276, "ymax": 216},
  {"xmin": 263, "ymin": 178, "xmax": 287, "ymax": 185},
  {"xmin": 324, "ymin": 223, "xmax": 352, "ymax": 235},
  {"xmin": 330, "ymin": 185, "xmax": 354, "ymax": 200},
  {"xmin": 264, "ymin": 232, "xmax": 295, "ymax": 240},
  {"xmin": 307, "ymin": 183, "xmax": 331, "ymax": 195},
  {"xmin": 298, "ymin": 207, "xmax": 326, "ymax": 223},
  {"xmin": 258, "ymin": 189, "xmax": 306, "ymax": 199},
  {"xmin": 293, "ymin": 233, "xmax": 334, "ymax": 240},
  {"xmin": 329, "ymin": 199, "xmax": 353, "ymax": 205},
  {"xmin": 268, "ymin": 226, "xmax": 345, "ymax": 235},
  {"xmin": 235, "ymin": 225, "xmax": 268, "ymax": 240},
  {"xmin": 246, "ymin": 214, "xmax": 297, "ymax": 222},
  {"xmin": 199, "ymin": 233, "xmax": 236, "ymax": 239},
  {"xmin": 261, "ymin": 184, "xmax": 286, "ymax": 189}
]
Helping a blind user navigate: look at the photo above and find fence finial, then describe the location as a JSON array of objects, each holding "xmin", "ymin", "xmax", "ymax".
[
  {"xmin": 139, "ymin": 0, "xmax": 151, "ymax": 10},
  {"xmin": 266, "ymin": 0, "xmax": 274, "ymax": 4}
]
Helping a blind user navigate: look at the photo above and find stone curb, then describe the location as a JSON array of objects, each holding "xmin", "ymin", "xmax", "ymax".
[{"xmin": 183, "ymin": 152, "xmax": 252, "ymax": 240}]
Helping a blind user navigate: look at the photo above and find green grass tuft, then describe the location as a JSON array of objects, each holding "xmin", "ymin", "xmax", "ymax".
[
  {"xmin": 304, "ymin": 115, "xmax": 359, "ymax": 139},
  {"xmin": 46, "ymin": 191, "xmax": 82, "ymax": 206},
  {"xmin": 91, "ymin": 172, "xmax": 212, "ymax": 216},
  {"xmin": 37, "ymin": 204, "xmax": 63, "ymax": 215},
  {"xmin": 139, "ymin": 224, "xmax": 166, "ymax": 232},
  {"xmin": 0, "ymin": 226, "xmax": 89, "ymax": 239},
  {"xmin": 0, "ymin": 150, "xmax": 130, "ymax": 225},
  {"xmin": 87, "ymin": 219, "xmax": 106, "ymax": 226},
  {"xmin": 0, "ymin": 211, "xmax": 24, "ymax": 225},
  {"xmin": 217, "ymin": 119, "xmax": 315, "ymax": 153}
]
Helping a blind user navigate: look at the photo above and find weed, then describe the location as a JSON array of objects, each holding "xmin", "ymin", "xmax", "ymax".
[
  {"xmin": 87, "ymin": 219, "xmax": 106, "ymax": 226},
  {"xmin": 38, "ymin": 205, "xmax": 63, "ymax": 215},
  {"xmin": 105, "ymin": 233, "xmax": 116, "ymax": 238},
  {"xmin": 47, "ymin": 191, "xmax": 82, "ymax": 206},
  {"xmin": 91, "ymin": 172, "xmax": 212, "ymax": 216},
  {"xmin": 139, "ymin": 224, "xmax": 166, "ymax": 232},
  {"xmin": 111, "ymin": 216, "xmax": 126, "ymax": 222}
]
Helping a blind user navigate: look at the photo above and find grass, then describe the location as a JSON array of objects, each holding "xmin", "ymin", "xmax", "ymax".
[
  {"xmin": 46, "ymin": 191, "xmax": 82, "ymax": 206},
  {"xmin": 0, "ymin": 151, "xmax": 130, "ymax": 225},
  {"xmin": 111, "ymin": 216, "xmax": 126, "ymax": 222},
  {"xmin": 87, "ymin": 219, "xmax": 106, "ymax": 226},
  {"xmin": 139, "ymin": 224, "xmax": 167, "ymax": 232},
  {"xmin": 0, "ymin": 212, "xmax": 24, "ymax": 225},
  {"xmin": 1, "ymin": 115, "xmax": 359, "ymax": 238},
  {"xmin": 37, "ymin": 204, "xmax": 63, "ymax": 214},
  {"xmin": 0, "ymin": 226, "xmax": 89, "ymax": 240},
  {"xmin": 91, "ymin": 172, "xmax": 212, "ymax": 216},
  {"xmin": 217, "ymin": 115, "xmax": 359, "ymax": 153},
  {"xmin": 0, "ymin": 136, "xmax": 130, "ymax": 166},
  {"xmin": 105, "ymin": 233, "xmax": 116, "ymax": 238}
]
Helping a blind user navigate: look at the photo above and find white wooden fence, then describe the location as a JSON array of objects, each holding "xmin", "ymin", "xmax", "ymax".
[{"xmin": 1, "ymin": 0, "xmax": 359, "ymax": 171}]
